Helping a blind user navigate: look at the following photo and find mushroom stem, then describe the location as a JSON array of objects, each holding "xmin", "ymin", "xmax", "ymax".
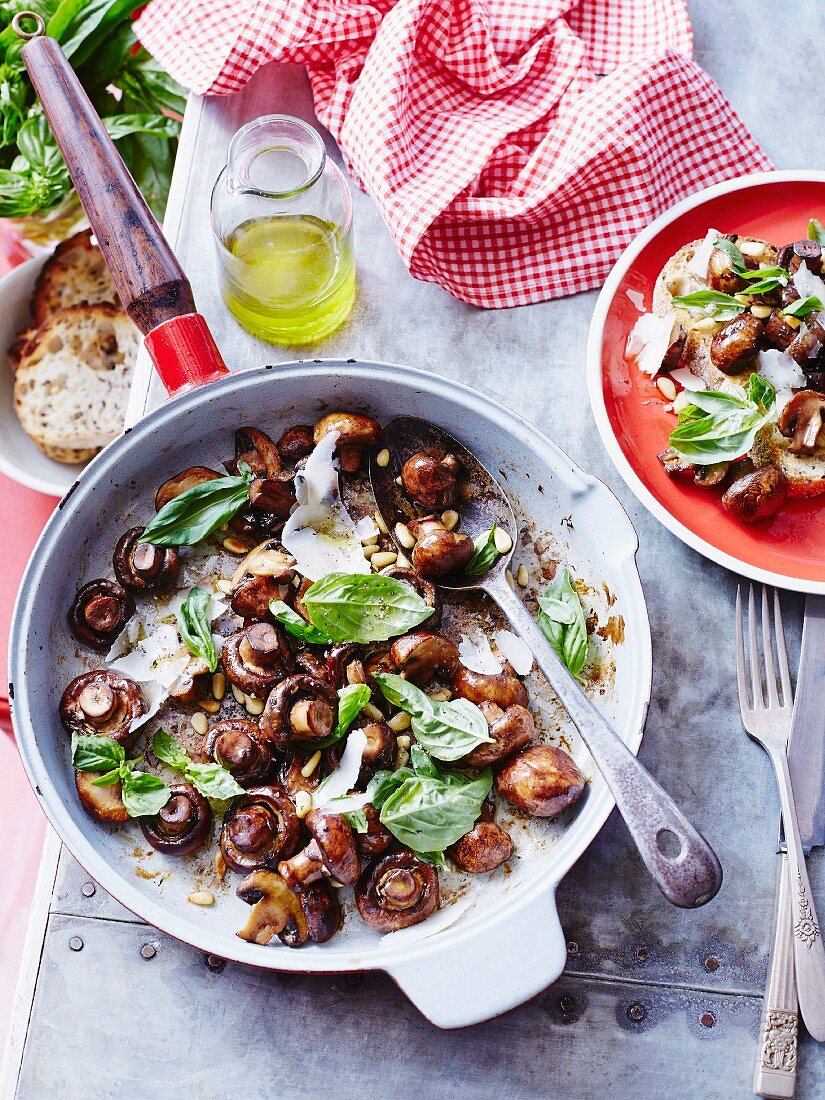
[
  {"xmin": 280, "ymin": 839, "xmax": 325, "ymax": 888},
  {"xmin": 78, "ymin": 682, "xmax": 116, "ymax": 720},
  {"xmin": 239, "ymin": 623, "xmax": 280, "ymax": 667},
  {"xmin": 289, "ymin": 698, "xmax": 334, "ymax": 737},
  {"xmin": 378, "ymin": 867, "xmax": 422, "ymax": 910}
]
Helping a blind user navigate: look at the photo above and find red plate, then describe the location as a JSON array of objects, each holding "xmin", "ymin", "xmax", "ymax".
[{"xmin": 587, "ymin": 172, "xmax": 825, "ymax": 593}]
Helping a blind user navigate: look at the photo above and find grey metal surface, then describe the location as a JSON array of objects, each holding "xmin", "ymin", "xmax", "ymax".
[{"xmin": 10, "ymin": 1, "xmax": 825, "ymax": 1095}]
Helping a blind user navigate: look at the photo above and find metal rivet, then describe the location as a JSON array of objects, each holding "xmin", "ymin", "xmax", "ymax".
[
  {"xmin": 140, "ymin": 943, "xmax": 157, "ymax": 960},
  {"xmin": 700, "ymin": 1011, "xmax": 716, "ymax": 1028},
  {"xmin": 81, "ymin": 882, "xmax": 96, "ymax": 898},
  {"xmin": 68, "ymin": 936, "xmax": 83, "ymax": 952},
  {"xmin": 558, "ymin": 996, "xmax": 575, "ymax": 1014},
  {"xmin": 627, "ymin": 1002, "xmax": 646, "ymax": 1022},
  {"xmin": 566, "ymin": 941, "xmax": 579, "ymax": 955},
  {"xmin": 704, "ymin": 956, "xmax": 719, "ymax": 972},
  {"xmin": 205, "ymin": 954, "xmax": 225, "ymax": 973},
  {"xmin": 635, "ymin": 947, "xmax": 649, "ymax": 962}
]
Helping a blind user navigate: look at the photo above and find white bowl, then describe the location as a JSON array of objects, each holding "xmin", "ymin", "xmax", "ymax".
[{"xmin": 0, "ymin": 255, "xmax": 88, "ymax": 497}]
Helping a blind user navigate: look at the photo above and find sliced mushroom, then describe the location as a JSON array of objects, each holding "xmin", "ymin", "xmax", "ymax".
[
  {"xmin": 222, "ymin": 622, "xmax": 290, "ymax": 699},
  {"xmin": 722, "ymin": 467, "xmax": 788, "ymax": 522},
  {"xmin": 113, "ymin": 527, "xmax": 180, "ymax": 594},
  {"xmin": 787, "ymin": 238, "xmax": 823, "ymax": 275},
  {"xmin": 276, "ymin": 424, "xmax": 315, "ymax": 461},
  {"xmin": 279, "ymin": 809, "xmax": 360, "ymax": 888},
  {"xmin": 203, "ymin": 719, "xmax": 273, "ymax": 786},
  {"xmin": 247, "ymin": 477, "xmax": 296, "ymax": 518},
  {"xmin": 448, "ymin": 820, "xmax": 513, "ymax": 873},
  {"xmin": 710, "ymin": 314, "xmax": 764, "ymax": 375},
  {"xmin": 355, "ymin": 848, "xmax": 439, "ymax": 932},
  {"xmin": 401, "ymin": 452, "xmax": 461, "ymax": 510},
  {"xmin": 452, "ymin": 660, "xmax": 528, "ymax": 710},
  {"xmin": 408, "ymin": 515, "xmax": 474, "ymax": 578},
  {"xmin": 278, "ymin": 880, "xmax": 342, "ymax": 946},
  {"xmin": 693, "ymin": 461, "xmax": 730, "ymax": 487},
  {"xmin": 355, "ymin": 804, "xmax": 394, "ymax": 858},
  {"xmin": 140, "ymin": 784, "xmax": 212, "ymax": 856},
  {"xmin": 707, "ymin": 241, "xmax": 745, "ymax": 294},
  {"xmin": 777, "ymin": 390, "xmax": 825, "ymax": 454},
  {"xmin": 220, "ymin": 786, "xmax": 302, "ymax": 873},
  {"xmin": 235, "ymin": 871, "xmax": 307, "ymax": 945},
  {"xmin": 380, "ymin": 567, "xmax": 441, "ymax": 626},
  {"xmin": 326, "ymin": 643, "xmax": 366, "ymax": 689},
  {"xmin": 389, "ymin": 631, "xmax": 458, "ymax": 685},
  {"xmin": 313, "ymin": 411, "xmax": 382, "ymax": 472},
  {"xmin": 363, "ymin": 646, "xmax": 396, "ymax": 687},
  {"xmin": 294, "ymin": 650, "xmax": 330, "ymax": 682},
  {"xmin": 155, "ymin": 466, "xmax": 220, "ymax": 511},
  {"xmin": 260, "ymin": 674, "xmax": 338, "ymax": 748},
  {"xmin": 497, "ymin": 745, "xmax": 585, "ymax": 817},
  {"xmin": 464, "ymin": 701, "xmax": 534, "ymax": 766},
  {"xmin": 167, "ymin": 656, "xmax": 210, "ymax": 705},
  {"xmin": 226, "ymin": 426, "xmax": 284, "ymax": 479},
  {"xmin": 67, "ymin": 579, "xmax": 135, "ymax": 652},
  {"xmin": 657, "ymin": 447, "xmax": 693, "ymax": 477},
  {"xmin": 765, "ymin": 309, "xmax": 797, "ymax": 351},
  {"xmin": 328, "ymin": 720, "xmax": 394, "ymax": 781},
  {"xmin": 59, "ymin": 670, "xmax": 145, "ymax": 748},
  {"xmin": 75, "ymin": 771, "xmax": 128, "ymax": 824},
  {"xmin": 660, "ymin": 327, "xmax": 686, "ymax": 373},
  {"xmin": 230, "ymin": 540, "xmax": 295, "ymax": 619}
]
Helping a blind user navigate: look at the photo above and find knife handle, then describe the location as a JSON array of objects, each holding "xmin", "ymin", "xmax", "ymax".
[{"xmin": 754, "ymin": 852, "xmax": 798, "ymax": 1098}]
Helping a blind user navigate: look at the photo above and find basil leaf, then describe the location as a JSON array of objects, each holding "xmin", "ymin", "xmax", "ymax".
[
  {"xmin": 303, "ymin": 573, "xmax": 434, "ymax": 643},
  {"xmin": 268, "ymin": 599, "xmax": 331, "ymax": 645},
  {"xmin": 668, "ymin": 386, "xmax": 773, "ymax": 465},
  {"xmin": 783, "ymin": 295, "xmax": 824, "ymax": 318},
  {"xmin": 536, "ymin": 594, "xmax": 576, "ymax": 625},
  {"xmin": 747, "ymin": 373, "xmax": 776, "ymax": 410},
  {"xmin": 120, "ymin": 771, "xmax": 171, "ymax": 819},
  {"xmin": 184, "ymin": 762, "xmax": 245, "ymax": 801},
  {"xmin": 537, "ymin": 568, "xmax": 588, "ymax": 678},
  {"xmin": 712, "ymin": 240, "xmax": 789, "ymax": 289},
  {"xmin": 410, "ymin": 744, "xmax": 439, "ymax": 777},
  {"xmin": 140, "ymin": 470, "xmax": 253, "ymax": 547},
  {"xmin": 713, "ymin": 237, "xmax": 747, "ymax": 273},
  {"xmin": 343, "ymin": 809, "xmax": 369, "ymax": 834},
  {"xmin": 465, "ymin": 526, "xmax": 500, "ymax": 576},
  {"xmin": 73, "ymin": 734, "xmax": 125, "ymax": 773},
  {"xmin": 90, "ymin": 767, "xmax": 124, "ymax": 788},
  {"xmin": 177, "ymin": 587, "xmax": 218, "ymax": 672},
  {"xmin": 152, "ymin": 728, "xmax": 190, "ymax": 772},
  {"xmin": 741, "ymin": 276, "xmax": 784, "ymax": 296},
  {"xmin": 671, "ymin": 290, "xmax": 745, "ymax": 321},
  {"xmin": 379, "ymin": 766, "xmax": 493, "ymax": 853},
  {"xmin": 809, "ymin": 218, "xmax": 825, "ymax": 246},
  {"xmin": 375, "ymin": 674, "xmax": 491, "ymax": 761},
  {"xmin": 300, "ymin": 684, "xmax": 372, "ymax": 750},
  {"xmin": 366, "ymin": 768, "xmax": 412, "ymax": 809},
  {"xmin": 373, "ymin": 672, "xmax": 433, "ymax": 715}
]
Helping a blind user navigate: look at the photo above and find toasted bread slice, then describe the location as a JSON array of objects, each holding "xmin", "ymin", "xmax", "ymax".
[
  {"xmin": 31, "ymin": 229, "xmax": 117, "ymax": 326},
  {"xmin": 13, "ymin": 303, "xmax": 139, "ymax": 464},
  {"xmin": 752, "ymin": 425, "xmax": 825, "ymax": 499}
]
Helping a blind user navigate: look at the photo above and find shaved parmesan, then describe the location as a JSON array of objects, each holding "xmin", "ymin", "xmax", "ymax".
[
  {"xmin": 313, "ymin": 728, "xmax": 368, "ymax": 809},
  {"xmin": 668, "ymin": 366, "xmax": 707, "ymax": 392},
  {"xmin": 457, "ymin": 631, "xmax": 501, "ymax": 675},
  {"xmin": 130, "ymin": 680, "xmax": 165, "ymax": 732},
  {"xmin": 625, "ymin": 289, "xmax": 645, "ymax": 311},
  {"xmin": 355, "ymin": 515, "xmax": 379, "ymax": 541},
  {"xmin": 105, "ymin": 616, "xmax": 142, "ymax": 662},
  {"xmin": 377, "ymin": 893, "xmax": 476, "ymax": 947},
  {"xmin": 758, "ymin": 349, "xmax": 806, "ymax": 394},
  {"xmin": 686, "ymin": 228, "xmax": 720, "ymax": 278},
  {"xmin": 281, "ymin": 432, "xmax": 371, "ymax": 581},
  {"xmin": 157, "ymin": 588, "xmax": 227, "ymax": 625},
  {"xmin": 626, "ymin": 312, "xmax": 676, "ymax": 377},
  {"xmin": 494, "ymin": 630, "xmax": 533, "ymax": 676},
  {"xmin": 793, "ymin": 264, "xmax": 825, "ymax": 302}
]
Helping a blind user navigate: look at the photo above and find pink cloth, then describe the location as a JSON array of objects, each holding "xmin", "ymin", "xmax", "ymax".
[{"xmin": 137, "ymin": 0, "xmax": 772, "ymax": 307}]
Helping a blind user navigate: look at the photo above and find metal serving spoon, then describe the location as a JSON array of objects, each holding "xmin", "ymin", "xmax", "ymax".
[{"xmin": 370, "ymin": 416, "xmax": 723, "ymax": 909}]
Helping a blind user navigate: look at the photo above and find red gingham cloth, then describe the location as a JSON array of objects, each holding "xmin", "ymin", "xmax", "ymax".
[{"xmin": 136, "ymin": 0, "xmax": 773, "ymax": 309}]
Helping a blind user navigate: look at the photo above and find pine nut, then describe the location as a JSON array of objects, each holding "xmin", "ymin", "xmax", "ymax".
[
  {"xmin": 395, "ymin": 476, "xmax": 403, "ymax": 486},
  {"xmin": 750, "ymin": 304, "xmax": 772, "ymax": 319},
  {"xmin": 516, "ymin": 564, "xmax": 529, "ymax": 587},
  {"xmin": 216, "ymin": 578, "xmax": 234, "ymax": 595},
  {"xmin": 218, "ymin": 523, "xmax": 229, "ymax": 533},
  {"xmin": 245, "ymin": 695, "xmax": 264, "ymax": 716},
  {"xmin": 738, "ymin": 240, "xmax": 765, "ymax": 258},
  {"xmin": 396, "ymin": 551, "xmax": 411, "ymax": 568},
  {"xmin": 371, "ymin": 551, "xmax": 398, "ymax": 570},
  {"xmin": 656, "ymin": 376, "xmax": 677, "ymax": 401},
  {"xmin": 785, "ymin": 315, "xmax": 801, "ymax": 329},
  {"xmin": 222, "ymin": 537, "xmax": 247, "ymax": 555},
  {"xmin": 441, "ymin": 509, "xmax": 459, "ymax": 531},
  {"xmin": 212, "ymin": 672, "xmax": 226, "ymax": 700},
  {"xmin": 734, "ymin": 293, "xmax": 750, "ymax": 305},
  {"xmin": 301, "ymin": 751, "xmax": 322, "ymax": 778},
  {"xmin": 215, "ymin": 851, "xmax": 227, "ymax": 879},
  {"xmin": 691, "ymin": 317, "xmax": 718, "ymax": 333},
  {"xmin": 494, "ymin": 528, "xmax": 513, "ymax": 554},
  {"xmin": 506, "ymin": 569, "xmax": 515, "ymax": 590},
  {"xmin": 376, "ymin": 448, "xmax": 390, "ymax": 467},
  {"xmin": 231, "ymin": 685, "xmax": 246, "ymax": 705},
  {"xmin": 673, "ymin": 390, "xmax": 692, "ymax": 413},
  {"xmin": 191, "ymin": 712, "xmax": 209, "ymax": 736},
  {"xmin": 388, "ymin": 711, "xmax": 411, "ymax": 732},
  {"xmin": 428, "ymin": 688, "xmax": 452, "ymax": 702},
  {"xmin": 395, "ymin": 747, "xmax": 410, "ymax": 770},
  {"xmin": 363, "ymin": 702, "xmax": 384, "ymax": 720},
  {"xmin": 295, "ymin": 790, "xmax": 312, "ymax": 818},
  {"xmin": 396, "ymin": 735, "xmax": 412, "ymax": 749},
  {"xmin": 363, "ymin": 544, "xmax": 380, "ymax": 559},
  {"xmin": 201, "ymin": 699, "xmax": 221, "ymax": 715},
  {"xmin": 374, "ymin": 510, "xmax": 389, "ymax": 535},
  {"xmin": 188, "ymin": 890, "xmax": 215, "ymax": 907},
  {"xmin": 361, "ymin": 533, "xmax": 379, "ymax": 546},
  {"xmin": 395, "ymin": 522, "xmax": 416, "ymax": 549}
]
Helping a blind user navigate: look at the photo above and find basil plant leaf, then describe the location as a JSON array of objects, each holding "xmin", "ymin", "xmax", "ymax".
[
  {"xmin": 374, "ymin": 673, "xmax": 492, "ymax": 761},
  {"xmin": 343, "ymin": 809, "xmax": 369, "ymax": 834},
  {"xmin": 537, "ymin": 568, "xmax": 588, "ymax": 679},
  {"xmin": 303, "ymin": 573, "xmax": 434, "ymax": 643},
  {"xmin": 269, "ymin": 599, "xmax": 331, "ymax": 645},
  {"xmin": 410, "ymin": 744, "xmax": 439, "ymax": 777},
  {"xmin": 91, "ymin": 767, "xmax": 125, "ymax": 788},
  {"xmin": 73, "ymin": 734, "xmax": 125, "ymax": 773},
  {"xmin": 713, "ymin": 237, "xmax": 747, "ymax": 273},
  {"xmin": 741, "ymin": 275, "xmax": 785, "ymax": 296},
  {"xmin": 671, "ymin": 290, "xmax": 746, "ymax": 321},
  {"xmin": 668, "ymin": 386, "xmax": 774, "ymax": 465},
  {"xmin": 366, "ymin": 768, "xmax": 413, "ymax": 810},
  {"xmin": 747, "ymin": 373, "xmax": 776, "ymax": 410},
  {"xmin": 809, "ymin": 218, "xmax": 825, "ymax": 246},
  {"xmin": 379, "ymin": 765, "xmax": 493, "ymax": 854},
  {"xmin": 373, "ymin": 672, "xmax": 433, "ymax": 715},
  {"xmin": 140, "ymin": 469, "xmax": 253, "ymax": 547},
  {"xmin": 301, "ymin": 683, "xmax": 372, "ymax": 750},
  {"xmin": 121, "ymin": 771, "xmax": 171, "ymax": 818},
  {"xmin": 783, "ymin": 294, "xmax": 825, "ymax": 318},
  {"xmin": 152, "ymin": 728, "xmax": 190, "ymax": 771},
  {"xmin": 465, "ymin": 526, "xmax": 501, "ymax": 576},
  {"xmin": 177, "ymin": 587, "xmax": 218, "ymax": 672},
  {"xmin": 185, "ymin": 762, "xmax": 245, "ymax": 801}
]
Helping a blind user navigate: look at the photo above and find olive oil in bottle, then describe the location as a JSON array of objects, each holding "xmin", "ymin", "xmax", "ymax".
[{"xmin": 218, "ymin": 214, "xmax": 355, "ymax": 345}]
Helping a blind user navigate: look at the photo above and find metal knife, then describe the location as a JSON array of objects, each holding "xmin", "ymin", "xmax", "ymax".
[{"xmin": 754, "ymin": 593, "xmax": 825, "ymax": 1098}]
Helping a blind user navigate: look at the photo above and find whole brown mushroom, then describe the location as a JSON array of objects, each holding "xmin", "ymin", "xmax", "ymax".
[
  {"xmin": 497, "ymin": 745, "xmax": 585, "ymax": 817},
  {"xmin": 276, "ymin": 424, "xmax": 315, "ymax": 462},
  {"xmin": 355, "ymin": 848, "xmax": 440, "ymax": 932},
  {"xmin": 710, "ymin": 313, "xmax": 764, "ymax": 375},
  {"xmin": 327, "ymin": 720, "xmax": 394, "ymax": 781},
  {"xmin": 220, "ymin": 786, "xmax": 302, "ymax": 873},
  {"xmin": 59, "ymin": 670, "xmax": 146, "ymax": 748},
  {"xmin": 401, "ymin": 452, "xmax": 461, "ymax": 510},
  {"xmin": 313, "ymin": 411, "xmax": 382, "ymax": 472},
  {"xmin": 75, "ymin": 771, "xmax": 128, "ymax": 824},
  {"xmin": 389, "ymin": 631, "xmax": 458, "ymax": 685},
  {"xmin": 355, "ymin": 804, "xmax": 394, "ymax": 858},
  {"xmin": 464, "ymin": 701, "xmax": 534, "ymax": 766},
  {"xmin": 203, "ymin": 719, "xmax": 273, "ymax": 786},
  {"xmin": 226, "ymin": 426, "xmax": 284, "ymax": 480},
  {"xmin": 452, "ymin": 660, "xmax": 528, "ymax": 710},
  {"xmin": 140, "ymin": 784, "xmax": 212, "ymax": 856},
  {"xmin": 260, "ymin": 674, "xmax": 338, "ymax": 748},
  {"xmin": 67, "ymin": 579, "xmax": 135, "ymax": 652},
  {"xmin": 222, "ymin": 622, "xmax": 290, "ymax": 699},
  {"xmin": 409, "ymin": 515, "xmax": 474, "ymax": 578},
  {"xmin": 113, "ymin": 527, "xmax": 180, "ymax": 594},
  {"xmin": 448, "ymin": 820, "xmax": 513, "ymax": 873},
  {"xmin": 721, "ymin": 468, "xmax": 788, "ymax": 523},
  {"xmin": 707, "ymin": 241, "xmax": 746, "ymax": 294},
  {"xmin": 279, "ymin": 750, "xmax": 323, "ymax": 799},
  {"xmin": 229, "ymin": 539, "xmax": 295, "ymax": 620},
  {"xmin": 279, "ymin": 809, "xmax": 360, "ymax": 888}
]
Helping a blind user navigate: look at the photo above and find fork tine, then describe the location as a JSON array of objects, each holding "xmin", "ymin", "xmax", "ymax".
[
  {"xmin": 735, "ymin": 585, "xmax": 751, "ymax": 714},
  {"xmin": 772, "ymin": 588, "xmax": 793, "ymax": 707},
  {"xmin": 761, "ymin": 586, "xmax": 778, "ymax": 706},
  {"xmin": 748, "ymin": 584, "xmax": 763, "ymax": 708}
]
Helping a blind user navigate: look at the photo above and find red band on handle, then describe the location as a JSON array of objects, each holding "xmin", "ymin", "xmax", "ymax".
[{"xmin": 144, "ymin": 314, "xmax": 230, "ymax": 396}]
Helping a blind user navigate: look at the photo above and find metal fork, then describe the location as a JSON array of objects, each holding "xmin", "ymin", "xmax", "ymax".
[{"xmin": 736, "ymin": 586, "xmax": 825, "ymax": 1042}]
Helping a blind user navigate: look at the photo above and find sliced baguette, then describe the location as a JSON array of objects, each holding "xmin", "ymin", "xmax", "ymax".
[
  {"xmin": 752, "ymin": 424, "xmax": 825, "ymax": 498},
  {"xmin": 30, "ymin": 228, "xmax": 117, "ymax": 326},
  {"xmin": 13, "ymin": 303, "xmax": 139, "ymax": 464}
]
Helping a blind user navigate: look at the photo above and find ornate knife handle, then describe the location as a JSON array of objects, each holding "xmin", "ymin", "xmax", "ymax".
[{"xmin": 754, "ymin": 852, "xmax": 798, "ymax": 1098}]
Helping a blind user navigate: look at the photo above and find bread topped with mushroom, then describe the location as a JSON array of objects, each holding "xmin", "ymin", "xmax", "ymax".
[{"xmin": 628, "ymin": 223, "xmax": 825, "ymax": 520}]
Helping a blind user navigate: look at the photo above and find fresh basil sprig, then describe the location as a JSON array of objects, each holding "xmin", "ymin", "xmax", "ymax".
[
  {"xmin": 152, "ymin": 729, "xmax": 244, "ymax": 800},
  {"xmin": 140, "ymin": 463, "xmax": 254, "ymax": 547},
  {"xmin": 809, "ymin": 218, "xmax": 825, "ymax": 246},
  {"xmin": 668, "ymin": 375, "xmax": 776, "ymax": 466},
  {"xmin": 302, "ymin": 573, "xmax": 434, "ymax": 643},
  {"xmin": 298, "ymin": 684, "xmax": 372, "ymax": 751},
  {"xmin": 268, "ymin": 599, "xmax": 331, "ymax": 645},
  {"xmin": 72, "ymin": 734, "xmax": 170, "ymax": 818},
  {"xmin": 177, "ymin": 587, "xmax": 218, "ymax": 672},
  {"xmin": 537, "ymin": 568, "xmax": 588, "ymax": 679},
  {"xmin": 783, "ymin": 295, "xmax": 824, "ymax": 318},
  {"xmin": 374, "ymin": 672, "xmax": 492, "ymax": 761},
  {"xmin": 465, "ymin": 526, "xmax": 501, "ymax": 576},
  {"xmin": 671, "ymin": 290, "xmax": 746, "ymax": 321},
  {"xmin": 713, "ymin": 238, "xmax": 789, "ymax": 293}
]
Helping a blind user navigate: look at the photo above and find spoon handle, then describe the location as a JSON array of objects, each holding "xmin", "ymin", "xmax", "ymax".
[{"xmin": 490, "ymin": 578, "xmax": 722, "ymax": 908}]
